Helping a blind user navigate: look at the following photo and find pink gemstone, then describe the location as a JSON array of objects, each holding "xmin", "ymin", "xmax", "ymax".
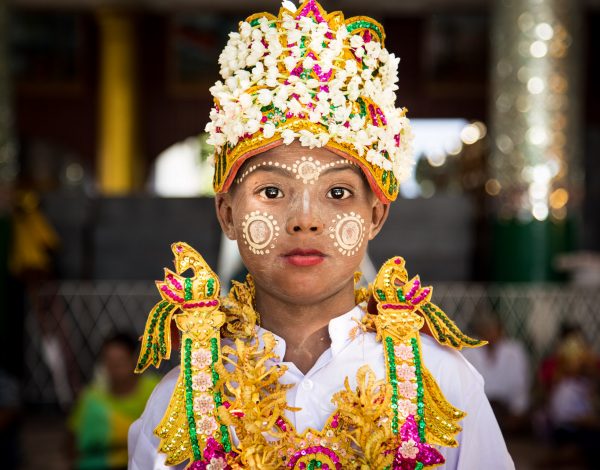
[
  {"xmin": 176, "ymin": 245, "xmax": 183, "ymax": 252},
  {"xmin": 395, "ymin": 258, "xmax": 401, "ymax": 264}
]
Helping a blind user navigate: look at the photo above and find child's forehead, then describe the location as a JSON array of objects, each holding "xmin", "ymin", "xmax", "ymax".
[
  {"xmin": 245, "ymin": 142, "xmax": 346, "ymax": 167},
  {"xmin": 233, "ymin": 142, "xmax": 367, "ymax": 184}
]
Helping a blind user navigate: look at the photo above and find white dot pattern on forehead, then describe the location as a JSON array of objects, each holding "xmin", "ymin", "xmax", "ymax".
[
  {"xmin": 328, "ymin": 212, "xmax": 366, "ymax": 256},
  {"xmin": 234, "ymin": 157, "xmax": 354, "ymax": 185},
  {"xmin": 241, "ymin": 211, "xmax": 280, "ymax": 255}
]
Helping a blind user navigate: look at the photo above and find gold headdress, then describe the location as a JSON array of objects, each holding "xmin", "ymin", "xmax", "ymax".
[{"xmin": 206, "ymin": 0, "xmax": 414, "ymax": 203}]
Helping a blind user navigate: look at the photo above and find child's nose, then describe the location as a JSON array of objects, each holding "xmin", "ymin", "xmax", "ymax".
[{"xmin": 286, "ymin": 213, "xmax": 325, "ymax": 234}]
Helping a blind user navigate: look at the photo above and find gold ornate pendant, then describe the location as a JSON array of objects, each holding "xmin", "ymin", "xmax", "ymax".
[{"xmin": 135, "ymin": 244, "xmax": 485, "ymax": 469}]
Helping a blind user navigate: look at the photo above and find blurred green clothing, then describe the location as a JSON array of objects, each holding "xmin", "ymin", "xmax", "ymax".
[{"xmin": 69, "ymin": 374, "xmax": 159, "ymax": 470}]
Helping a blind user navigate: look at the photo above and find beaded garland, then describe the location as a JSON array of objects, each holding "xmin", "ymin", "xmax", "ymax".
[
  {"xmin": 205, "ymin": 0, "xmax": 414, "ymax": 203},
  {"xmin": 135, "ymin": 243, "xmax": 486, "ymax": 469}
]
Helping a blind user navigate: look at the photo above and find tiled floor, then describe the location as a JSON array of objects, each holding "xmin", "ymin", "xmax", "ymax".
[{"xmin": 16, "ymin": 413, "xmax": 588, "ymax": 470}]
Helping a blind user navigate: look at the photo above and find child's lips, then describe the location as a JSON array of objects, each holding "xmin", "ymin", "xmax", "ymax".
[{"xmin": 282, "ymin": 249, "xmax": 326, "ymax": 267}]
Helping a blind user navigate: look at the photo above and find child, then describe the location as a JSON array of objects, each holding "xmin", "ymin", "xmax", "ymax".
[{"xmin": 128, "ymin": 1, "xmax": 513, "ymax": 468}]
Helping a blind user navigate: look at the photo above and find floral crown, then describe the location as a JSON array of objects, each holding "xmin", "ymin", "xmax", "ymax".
[{"xmin": 205, "ymin": 0, "xmax": 413, "ymax": 202}]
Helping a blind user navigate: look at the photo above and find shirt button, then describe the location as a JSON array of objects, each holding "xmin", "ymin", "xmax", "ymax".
[{"xmin": 301, "ymin": 379, "xmax": 314, "ymax": 391}]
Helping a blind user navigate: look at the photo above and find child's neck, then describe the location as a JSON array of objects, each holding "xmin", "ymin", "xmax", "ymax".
[{"xmin": 255, "ymin": 280, "xmax": 356, "ymax": 374}]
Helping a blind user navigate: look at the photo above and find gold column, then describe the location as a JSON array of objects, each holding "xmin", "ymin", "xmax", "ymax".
[{"xmin": 97, "ymin": 9, "xmax": 140, "ymax": 194}]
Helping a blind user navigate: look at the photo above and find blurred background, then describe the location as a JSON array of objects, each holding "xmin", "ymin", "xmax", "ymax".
[{"xmin": 1, "ymin": 0, "xmax": 599, "ymax": 468}]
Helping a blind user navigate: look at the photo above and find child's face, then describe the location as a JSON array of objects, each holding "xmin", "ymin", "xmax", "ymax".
[{"xmin": 216, "ymin": 142, "xmax": 389, "ymax": 305}]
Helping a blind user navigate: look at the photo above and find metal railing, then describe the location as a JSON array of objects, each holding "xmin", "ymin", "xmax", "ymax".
[{"xmin": 23, "ymin": 281, "xmax": 600, "ymax": 407}]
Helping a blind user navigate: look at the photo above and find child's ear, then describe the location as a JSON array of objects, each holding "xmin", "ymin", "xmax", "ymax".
[
  {"xmin": 368, "ymin": 198, "xmax": 390, "ymax": 240},
  {"xmin": 215, "ymin": 193, "xmax": 237, "ymax": 240}
]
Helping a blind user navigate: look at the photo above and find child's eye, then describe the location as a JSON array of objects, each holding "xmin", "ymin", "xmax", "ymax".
[
  {"xmin": 327, "ymin": 187, "xmax": 351, "ymax": 199},
  {"xmin": 259, "ymin": 186, "xmax": 283, "ymax": 199}
]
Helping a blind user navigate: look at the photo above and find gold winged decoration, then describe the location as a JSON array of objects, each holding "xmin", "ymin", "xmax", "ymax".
[
  {"xmin": 366, "ymin": 256, "xmax": 485, "ymax": 451},
  {"xmin": 370, "ymin": 256, "xmax": 486, "ymax": 350},
  {"xmin": 134, "ymin": 242, "xmax": 231, "ymax": 468}
]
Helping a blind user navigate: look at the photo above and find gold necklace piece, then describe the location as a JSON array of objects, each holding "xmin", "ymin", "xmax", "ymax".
[{"xmin": 135, "ymin": 242, "xmax": 485, "ymax": 469}]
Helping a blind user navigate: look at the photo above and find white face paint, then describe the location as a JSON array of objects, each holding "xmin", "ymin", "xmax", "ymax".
[
  {"xmin": 329, "ymin": 212, "xmax": 366, "ymax": 256},
  {"xmin": 293, "ymin": 156, "xmax": 321, "ymax": 184},
  {"xmin": 241, "ymin": 211, "xmax": 280, "ymax": 255},
  {"xmin": 234, "ymin": 156, "xmax": 352, "ymax": 185},
  {"xmin": 302, "ymin": 188, "xmax": 310, "ymax": 215}
]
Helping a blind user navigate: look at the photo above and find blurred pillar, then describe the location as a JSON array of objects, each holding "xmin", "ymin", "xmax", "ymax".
[
  {"xmin": 0, "ymin": 0, "xmax": 17, "ymax": 371},
  {"xmin": 489, "ymin": 0, "xmax": 582, "ymax": 281},
  {"xmin": 97, "ymin": 10, "xmax": 141, "ymax": 194}
]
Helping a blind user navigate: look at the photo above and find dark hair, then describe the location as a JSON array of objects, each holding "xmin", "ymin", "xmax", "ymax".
[{"xmin": 102, "ymin": 332, "xmax": 139, "ymax": 355}]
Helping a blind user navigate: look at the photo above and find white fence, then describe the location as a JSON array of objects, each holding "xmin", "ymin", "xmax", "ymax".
[{"xmin": 23, "ymin": 282, "xmax": 600, "ymax": 407}]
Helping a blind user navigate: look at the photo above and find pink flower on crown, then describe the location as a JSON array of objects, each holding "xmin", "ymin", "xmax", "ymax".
[
  {"xmin": 194, "ymin": 393, "xmax": 215, "ymax": 415},
  {"xmin": 397, "ymin": 399, "xmax": 417, "ymax": 418},
  {"xmin": 396, "ymin": 363, "xmax": 416, "ymax": 381},
  {"xmin": 197, "ymin": 416, "xmax": 218, "ymax": 436},
  {"xmin": 397, "ymin": 380, "xmax": 417, "ymax": 399},
  {"xmin": 192, "ymin": 372, "xmax": 213, "ymax": 392},
  {"xmin": 192, "ymin": 349, "xmax": 213, "ymax": 369},
  {"xmin": 394, "ymin": 343, "xmax": 413, "ymax": 361}
]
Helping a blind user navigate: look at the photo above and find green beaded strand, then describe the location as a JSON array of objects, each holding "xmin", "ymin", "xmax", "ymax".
[
  {"xmin": 206, "ymin": 278, "xmax": 215, "ymax": 297},
  {"xmin": 137, "ymin": 301, "xmax": 169, "ymax": 370},
  {"xmin": 346, "ymin": 20, "xmax": 384, "ymax": 41},
  {"xmin": 184, "ymin": 278, "xmax": 193, "ymax": 301},
  {"xmin": 184, "ymin": 338, "xmax": 202, "ymax": 461},
  {"xmin": 385, "ymin": 336, "xmax": 400, "ymax": 435},
  {"xmin": 410, "ymin": 337, "xmax": 426, "ymax": 442},
  {"xmin": 210, "ymin": 337, "xmax": 232, "ymax": 453}
]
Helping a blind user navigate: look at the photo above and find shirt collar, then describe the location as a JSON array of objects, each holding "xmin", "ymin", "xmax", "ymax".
[{"xmin": 256, "ymin": 304, "xmax": 366, "ymax": 361}]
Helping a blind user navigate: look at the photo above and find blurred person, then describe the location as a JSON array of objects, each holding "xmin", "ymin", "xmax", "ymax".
[
  {"xmin": 543, "ymin": 329, "xmax": 600, "ymax": 469},
  {"xmin": 462, "ymin": 313, "xmax": 530, "ymax": 432},
  {"xmin": 128, "ymin": 2, "xmax": 513, "ymax": 469},
  {"xmin": 68, "ymin": 333, "xmax": 158, "ymax": 470}
]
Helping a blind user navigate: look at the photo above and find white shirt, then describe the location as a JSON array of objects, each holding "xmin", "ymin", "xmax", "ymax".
[
  {"xmin": 129, "ymin": 306, "xmax": 514, "ymax": 469},
  {"xmin": 462, "ymin": 339, "xmax": 530, "ymax": 415}
]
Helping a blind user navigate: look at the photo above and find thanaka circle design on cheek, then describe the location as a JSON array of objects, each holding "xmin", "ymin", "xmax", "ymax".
[
  {"xmin": 329, "ymin": 212, "xmax": 366, "ymax": 256},
  {"xmin": 242, "ymin": 211, "xmax": 280, "ymax": 255}
]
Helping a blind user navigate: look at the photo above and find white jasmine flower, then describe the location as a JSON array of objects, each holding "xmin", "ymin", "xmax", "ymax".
[
  {"xmin": 257, "ymin": 88, "xmax": 273, "ymax": 106},
  {"xmin": 303, "ymin": 56, "xmax": 315, "ymax": 69},
  {"xmin": 238, "ymin": 93, "xmax": 253, "ymax": 109},
  {"xmin": 281, "ymin": 129, "xmax": 297, "ymax": 145},
  {"xmin": 281, "ymin": 0, "xmax": 297, "ymax": 12},
  {"xmin": 315, "ymin": 22, "xmax": 329, "ymax": 35},
  {"xmin": 282, "ymin": 14, "xmax": 296, "ymax": 29},
  {"xmin": 263, "ymin": 122, "xmax": 276, "ymax": 138},
  {"xmin": 345, "ymin": 60, "xmax": 358, "ymax": 76},
  {"xmin": 298, "ymin": 16, "xmax": 314, "ymax": 33},
  {"xmin": 284, "ymin": 55, "xmax": 297, "ymax": 72},
  {"xmin": 239, "ymin": 22, "xmax": 252, "ymax": 39},
  {"xmin": 308, "ymin": 110, "xmax": 322, "ymax": 123},
  {"xmin": 288, "ymin": 99, "xmax": 303, "ymax": 115},
  {"xmin": 245, "ymin": 119, "xmax": 260, "ymax": 134},
  {"xmin": 251, "ymin": 28, "xmax": 263, "ymax": 41},
  {"xmin": 287, "ymin": 29, "xmax": 303, "ymax": 45},
  {"xmin": 350, "ymin": 35, "xmax": 364, "ymax": 49}
]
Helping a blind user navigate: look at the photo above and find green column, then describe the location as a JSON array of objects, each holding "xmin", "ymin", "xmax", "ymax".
[{"xmin": 489, "ymin": 0, "xmax": 582, "ymax": 281}]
